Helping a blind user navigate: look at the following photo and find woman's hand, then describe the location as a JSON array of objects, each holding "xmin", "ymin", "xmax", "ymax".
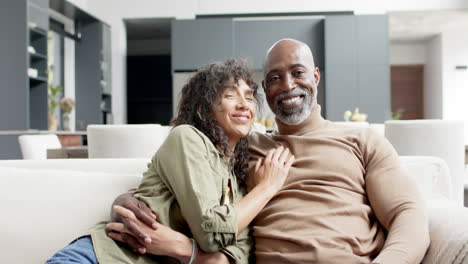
[
  {"xmin": 107, "ymin": 205, "xmax": 193, "ymax": 261},
  {"xmin": 234, "ymin": 146, "xmax": 294, "ymax": 233},
  {"xmin": 251, "ymin": 146, "xmax": 295, "ymax": 192}
]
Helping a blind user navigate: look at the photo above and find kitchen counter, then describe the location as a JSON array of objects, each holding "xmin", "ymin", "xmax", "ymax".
[{"xmin": 0, "ymin": 130, "xmax": 86, "ymax": 135}]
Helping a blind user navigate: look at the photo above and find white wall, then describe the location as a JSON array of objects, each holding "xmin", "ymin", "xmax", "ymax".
[
  {"xmin": 67, "ymin": 0, "xmax": 88, "ymax": 10},
  {"xmin": 390, "ymin": 43, "xmax": 426, "ymax": 65},
  {"xmin": 77, "ymin": 0, "xmax": 468, "ymax": 124},
  {"xmin": 441, "ymin": 29, "xmax": 468, "ymax": 144},
  {"xmin": 424, "ymin": 35, "xmax": 443, "ymax": 119}
]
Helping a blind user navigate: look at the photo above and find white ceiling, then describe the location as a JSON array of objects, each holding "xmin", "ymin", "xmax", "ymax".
[{"xmin": 389, "ymin": 9, "xmax": 468, "ymax": 44}]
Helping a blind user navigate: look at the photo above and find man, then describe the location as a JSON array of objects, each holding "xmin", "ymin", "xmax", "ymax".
[{"xmin": 111, "ymin": 39, "xmax": 429, "ymax": 263}]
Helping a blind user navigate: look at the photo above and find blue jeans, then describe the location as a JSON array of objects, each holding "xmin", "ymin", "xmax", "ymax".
[{"xmin": 46, "ymin": 236, "xmax": 98, "ymax": 264}]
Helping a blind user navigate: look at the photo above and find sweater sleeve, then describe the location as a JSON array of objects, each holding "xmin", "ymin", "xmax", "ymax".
[
  {"xmin": 135, "ymin": 125, "xmax": 239, "ymax": 253},
  {"xmin": 362, "ymin": 129, "xmax": 430, "ymax": 264}
]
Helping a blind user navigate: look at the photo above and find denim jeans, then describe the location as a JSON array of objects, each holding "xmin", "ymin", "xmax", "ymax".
[{"xmin": 46, "ymin": 236, "xmax": 98, "ymax": 264}]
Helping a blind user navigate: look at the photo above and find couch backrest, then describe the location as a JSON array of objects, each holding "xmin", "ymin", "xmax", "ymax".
[{"xmin": 0, "ymin": 158, "xmax": 149, "ymax": 174}]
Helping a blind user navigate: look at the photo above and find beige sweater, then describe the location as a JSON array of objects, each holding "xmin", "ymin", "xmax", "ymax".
[{"xmin": 248, "ymin": 106, "xmax": 429, "ymax": 264}]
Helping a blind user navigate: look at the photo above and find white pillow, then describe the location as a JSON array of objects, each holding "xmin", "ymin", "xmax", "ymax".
[{"xmin": 0, "ymin": 166, "xmax": 141, "ymax": 264}]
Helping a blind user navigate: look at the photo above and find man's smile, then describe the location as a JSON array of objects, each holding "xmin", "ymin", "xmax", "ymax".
[{"xmin": 279, "ymin": 95, "xmax": 305, "ymax": 108}]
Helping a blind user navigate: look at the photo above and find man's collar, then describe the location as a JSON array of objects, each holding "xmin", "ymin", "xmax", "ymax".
[{"xmin": 275, "ymin": 105, "xmax": 326, "ymax": 136}]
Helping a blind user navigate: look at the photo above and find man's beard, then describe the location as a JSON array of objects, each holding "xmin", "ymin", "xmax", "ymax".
[{"xmin": 273, "ymin": 88, "xmax": 314, "ymax": 126}]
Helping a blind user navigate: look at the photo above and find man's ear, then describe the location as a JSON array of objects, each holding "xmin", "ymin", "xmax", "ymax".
[{"xmin": 314, "ymin": 67, "xmax": 321, "ymax": 86}]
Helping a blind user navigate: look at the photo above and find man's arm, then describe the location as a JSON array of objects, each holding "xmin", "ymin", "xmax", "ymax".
[{"xmin": 363, "ymin": 129, "xmax": 430, "ymax": 263}]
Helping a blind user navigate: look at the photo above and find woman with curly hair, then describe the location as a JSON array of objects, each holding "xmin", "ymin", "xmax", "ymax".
[{"xmin": 46, "ymin": 58, "xmax": 294, "ymax": 264}]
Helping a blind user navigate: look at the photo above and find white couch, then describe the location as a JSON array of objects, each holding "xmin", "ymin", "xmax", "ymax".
[
  {"xmin": 1, "ymin": 157, "xmax": 467, "ymax": 264},
  {"xmin": 385, "ymin": 120, "xmax": 466, "ymax": 207}
]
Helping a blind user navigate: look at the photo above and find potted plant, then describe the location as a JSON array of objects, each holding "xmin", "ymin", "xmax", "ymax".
[
  {"xmin": 343, "ymin": 107, "xmax": 368, "ymax": 122},
  {"xmin": 59, "ymin": 97, "xmax": 75, "ymax": 131},
  {"xmin": 48, "ymin": 84, "xmax": 62, "ymax": 131}
]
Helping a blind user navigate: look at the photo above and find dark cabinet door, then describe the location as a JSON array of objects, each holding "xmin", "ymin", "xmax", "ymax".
[
  {"xmin": 0, "ymin": 0, "xmax": 29, "ymax": 130},
  {"xmin": 325, "ymin": 15, "xmax": 358, "ymax": 121},
  {"xmin": 234, "ymin": 18, "xmax": 324, "ymax": 70},
  {"xmin": 171, "ymin": 19, "xmax": 234, "ymax": 71},
  {"xmin": 75, "ymin": 22, "xmax": 103, "ymax": 129},
  {"xmin": 325, "ymin": 15, "xmax": 390, "ymax": 122},
  {"xmin": 356, "ymin": 15, "xmax": 390, "ymax": 123}
]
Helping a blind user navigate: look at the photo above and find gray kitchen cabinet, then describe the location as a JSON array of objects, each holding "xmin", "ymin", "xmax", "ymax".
[
  {"xmin": 75, "ymin": 21, "xmax": 112, "ymax": 129},
  {"xmin": 358, "ymin": 65, "xmax": 391, "ymax": 122},
  {"xmin": 170, "ymin": 15, "xmax": 389, "ymax": 122},
  {"xmin": 324, "ymin": 16, "xmax": 357, "ymax": 66},
  {"xmin": 234, "ymin": 18, "xmax": 324, "ymax": 70},
  {"xmin": 325, "ymin": 64, "xmax": 358, "ymax": 121},
  {"xmin": 28, "ymin": 0, "xmax": 49, "ymax": 30},
  {"xmin": 356, "ymin": 15, "xmax": 389, "ymax": 66},
  {"xmin": 356, "ymin": 15, "xmax": 390, "ymax": 123},
  {"xmin": 171, "ymin": 19, "xmax": 235, "ymax": 71},
  {"xmin": 0, "ymin": 0, "xmax": 48, "ymax": 131},
  {"xmin": 325, "ymin": 15, "xmax": 390, "ymax": 122}
]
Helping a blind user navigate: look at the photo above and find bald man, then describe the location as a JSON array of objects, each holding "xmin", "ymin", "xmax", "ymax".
[{"xmin": 108, "ymin": 39, "xmax": 430, "ymax": 264}]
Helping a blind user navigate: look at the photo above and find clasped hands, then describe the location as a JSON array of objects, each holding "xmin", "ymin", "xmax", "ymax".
[{"xmin": 106, "ymin": 193, "xmax": 192, "ymax": 261}]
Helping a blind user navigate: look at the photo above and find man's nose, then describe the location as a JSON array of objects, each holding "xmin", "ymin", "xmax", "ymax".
[{"xmin": 284, "ymin": 74, "xmax": 296, "ymax": 92}]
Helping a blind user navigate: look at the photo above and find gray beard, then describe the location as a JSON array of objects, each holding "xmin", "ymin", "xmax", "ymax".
[{"xmin": 274, "ymin": 89, "xmax": 313, "ymax": 126}]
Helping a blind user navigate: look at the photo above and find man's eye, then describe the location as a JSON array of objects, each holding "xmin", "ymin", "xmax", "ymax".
[
  {"xmin": 246, "ymin": 97, "xmax": 254, "ymax": 101},
  {"xmin": 269, "ymin": 76, "xmax": 280, "ymax": 82},
  {"xmin": 293, "ymin": 70, "xmax": 305, "ymax": 76}
]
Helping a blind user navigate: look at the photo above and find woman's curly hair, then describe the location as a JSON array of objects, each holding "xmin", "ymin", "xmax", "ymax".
[{"xmin": 171, "ymin": 58, "xmax": 260, "ymax": 181}]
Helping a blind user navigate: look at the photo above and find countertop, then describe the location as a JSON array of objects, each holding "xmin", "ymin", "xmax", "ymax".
[{"xmin": 0, "ymin": 130, "xmax": 87, "ymax": 135}]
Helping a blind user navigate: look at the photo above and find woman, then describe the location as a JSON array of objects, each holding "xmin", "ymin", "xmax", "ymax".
[{"xmin": 46, "ymin": 59, "xmax": 293, "ymax": 264}]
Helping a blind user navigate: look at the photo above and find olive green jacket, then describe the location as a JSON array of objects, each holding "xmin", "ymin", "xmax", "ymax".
[{"xmin": 88, "ymin": 125, "xmax": 253, "ymax": 264}]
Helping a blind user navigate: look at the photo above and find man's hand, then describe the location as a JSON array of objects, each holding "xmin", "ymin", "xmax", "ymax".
[{"xmin": 109, "ymin": 192, "xmax": 158, "ymax": 253}]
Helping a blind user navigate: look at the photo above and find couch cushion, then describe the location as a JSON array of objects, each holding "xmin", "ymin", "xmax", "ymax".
[
  {"xmin": 0, "ymin": 166, "xmax": 142, "ymax": 264},
  {"xmin": 423, "ymin": 205, "xmax": 468, "ymax": 264}
]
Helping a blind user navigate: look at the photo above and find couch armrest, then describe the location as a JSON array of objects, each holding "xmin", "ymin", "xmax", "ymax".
[{"xmin": 422, "ymin": 204, "xmax": 468, "ymax": 264}]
